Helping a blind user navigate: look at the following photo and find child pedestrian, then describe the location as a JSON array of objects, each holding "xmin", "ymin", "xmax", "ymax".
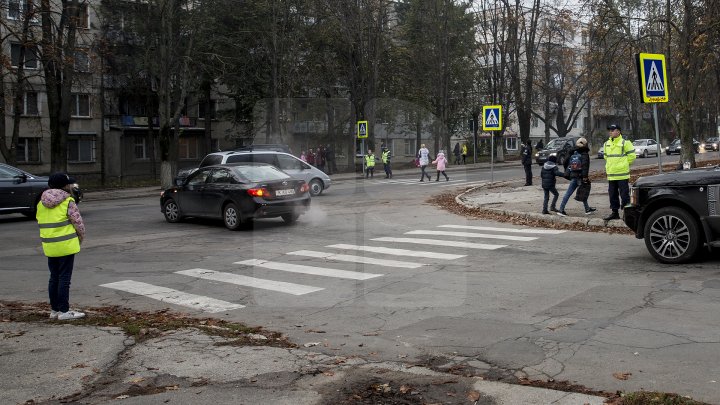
[
  {"xmin": 540, "ymin": 155, "xmax": 564, "ymax": 214},
  {"xmin": 432, "ymin": 149, "xmax": 449, "ymax": 181}
]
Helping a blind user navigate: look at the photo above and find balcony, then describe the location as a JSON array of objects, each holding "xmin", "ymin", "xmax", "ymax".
[{"xmin": 107, "ymin": 115, "xmax": 198, "ymax": 128}]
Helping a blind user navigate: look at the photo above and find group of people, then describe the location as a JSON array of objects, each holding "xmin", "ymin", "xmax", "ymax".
[
  {"xmin": 531, "ymin": 124, "xmax": 636, "ymax": 221},
  {"xmin": 364, "ymin": 146, "xmax": 393, "ymax": 179},
  {"xmin": 300, "ymin": 145, "xmax": 337, "ymax": 175},
  {"xmin": 417, "ymin": 144, "xmax": 449, "ymax": 182},
  {"xmin": 452, "ymin": 143, "xmax": 469, "ymax": 165}
]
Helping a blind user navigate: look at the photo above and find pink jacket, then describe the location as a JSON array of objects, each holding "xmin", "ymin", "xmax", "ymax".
[{"xmin": 432, "ymin": 152, "xmax": 448, "ymax": 171}]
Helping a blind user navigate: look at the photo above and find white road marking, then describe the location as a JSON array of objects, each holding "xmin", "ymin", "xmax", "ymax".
[
  {"xmin": 235, "ymin": 259, "xmax": 383, "ymax": 280},
  {"xmin": 176, "ymin": 268, "xmax": 323, "ymax": 295},
  {"xmin": 327, "ymin": 244, "xmax": 465, "ymax": 260},
  {"xmin": 286, "ymin": 250, "xmax": 424, "ymax": 268},
  {"xmin": 438, "ymin": 224, "xmax": 566, "ymax": 234},
  {"xmin": 406, "ymin": 230, "xmax": 537, "ymax": 241},
  {"xmin": 371, "ymin": 237, "xmax": 506, "ymax": 250},
  {"xmin": 99, "ymin": 280, "xmax": 245, "ymax": 313}
]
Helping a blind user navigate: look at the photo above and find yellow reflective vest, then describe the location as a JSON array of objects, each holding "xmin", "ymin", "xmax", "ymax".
[
  {"xmin": 461, "ymin": 144, "xmax": 468, "ymax": 155},
  {"xmin": 381, "ymin": 150, "xmax": 390, "ymax": 164},
  {"xmin": 365, "ymin": 154, "xmax": 376, "ymax": 167},
  {"xmin": 603, "ymin": 135, "xmax": 636, "ymax": 180},
  {"xmin": 37, "ymin": 197, "xmax": 80, "ymax": 257}
]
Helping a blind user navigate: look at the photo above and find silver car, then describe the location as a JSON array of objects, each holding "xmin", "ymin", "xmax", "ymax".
[{"xmin": 178, "ymin": 151, "xmax": 331, "ymax": 196}]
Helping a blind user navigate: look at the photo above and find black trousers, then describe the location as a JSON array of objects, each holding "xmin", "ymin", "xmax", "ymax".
[
  {"xmin": 48, "ymin": 255, "xmax": 75, "ymax": 313},
  {"xmin": 608, "ymin": 179, "xmax": 630, "ymax": 211},
  {"xmin": 523, "ymin": 164, "xmax": 533, "ymax": 185}
]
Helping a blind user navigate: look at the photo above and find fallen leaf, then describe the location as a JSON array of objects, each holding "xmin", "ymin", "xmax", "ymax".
[
  {"xmin": 130, "ymin": 377, "xmax": 145, "ymax": 384},
  {"xmin": 165, "ymin": 385, "xmax": 179, "ymax": 391},
  {"xmin": 467, "ymin": 390, "xmax": 481, "ymax": 401},
  {"xmin": 613, "ymin": 372, "xmax": 632, "ymax": 380},
  {"xmin": 322, "ymin": 371, "xmax": 334, "ymax": 377},
  {"xmin": 399, "ymin": 384, "xmax": 411, "ymax": 394}
]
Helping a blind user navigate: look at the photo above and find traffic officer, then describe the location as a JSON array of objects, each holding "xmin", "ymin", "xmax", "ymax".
[
  {"xmin": 603, "ymin": 124, "xmax": 636, "ymax": 220},
  {"xmin": 381, "ymin": 147, "xmax": 392, "ymax": 178},
  {"xmin": 37, "ymin": 173, "xmax": 86, "ymax": 321},
  {"xmin": 365, "ymin": 149, "xmax": 376, "ymax": 178}
]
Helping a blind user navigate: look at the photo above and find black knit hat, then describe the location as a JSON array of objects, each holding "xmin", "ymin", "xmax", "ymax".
[{"xmin": 48, "ymin": 173, "xmax": 76, "ymax": 189}]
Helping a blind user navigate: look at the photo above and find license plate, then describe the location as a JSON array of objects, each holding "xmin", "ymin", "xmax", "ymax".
[{"xmin": 275, "ymin": 189, "xmax": 295, "ymax": 196}]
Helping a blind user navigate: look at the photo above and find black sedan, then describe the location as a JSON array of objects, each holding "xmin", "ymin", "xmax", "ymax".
[
  {"xmin": 534, "ymin": 137, "xmax": 580, "ymax": 166},
  {"xmin": 0, "ymin": 163, "xmax": 82, "ymax": 217},
  {"xmin": 160, "ymin": 163, "xmax": 311, "ymax": 230}
]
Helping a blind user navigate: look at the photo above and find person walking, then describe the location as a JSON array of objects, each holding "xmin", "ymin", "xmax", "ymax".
[
  {"xmin": 540, "ymin": 155, "xmax": 564, "ymax": 214},
  {"xmin": 37, "ymin": 173, "xmax": 86, "ymax": 321},
  {"xmin": 325, "ymin": 144, "xmax": 336, "ymax": 175},
  {"xmin": 557, "ymin": 137, "xmax": 597, "ymax": 216},
  {"xmin": 453, "ymin": 143, "xmax": 461, "ymax": 165},
  {"xmin": 432, "ymin": 149, "xmax": 450, "ymax": 181},
  {"xmin": 603, "ymin": 124, "xmax": 636, "ymax": 220},
  {"xmin": 417, "ymin": 144, "xmax": 432, "ymax": 181},
  {"xmin": 365, "ymin": 149, "xmax": 376, "ymax": 179},
  {"xmin": 381, "ymin": 147, "xmax": 393, "ymax": 178},
  {"xmin": 521, "ymin": 139, "xmax": 533, "ymax": 186},
  {"xmin": 535, "ymin": 139, "xmax": 544, "ymax": 151},
  {"xmin": 461, "ymin": 143, "xmax": 468, "ymax": 164},
  {"xmin": 316, "ymin": 145, "xmax": 326, "ymax": 172}
]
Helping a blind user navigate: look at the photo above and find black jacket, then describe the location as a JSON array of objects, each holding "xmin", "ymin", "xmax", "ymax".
[
  {"xmin": 564, "ymin": 146, "xmax": 590, "ymax": 179},
  {"xmin": 541, "ymin": 161, "xmax": 564, "ymax": 189},
  {"xmin": 521, "ymin": 144, "xmax": 532, "ymax": 165}
]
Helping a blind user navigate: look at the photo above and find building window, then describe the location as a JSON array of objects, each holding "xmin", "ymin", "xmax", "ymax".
[
  {"xmin": 178, "ymin": 137, "xmax": 199, "ymax": 160},
  {"xmin": 22, "ymin": 92, "xmax": 39, "ymax": 115},
  {"xmin": 403, "ymin": 139, "xmax": 416, "ymax": 156},
  {"xmin": 532, "ymin": 116, "xmax": 539, "ymax": 128},
  {"xmin": 74, "ymin": 48, "xmax": 90, "ymax": 72},
  {"xmin": 10, "ymin": 43, "xmax": 38, "ymax": 69},
  {"xmin": 68, "ymin": 135, "xmax": 96, "ymax": 163},
  {"xmin": 77, "ymin": 3, "xmax": 90, "ymax": 28},
  {"xmin": 133, "ymin": 136, "xmax": 148, "ymax": 160},
  {"xmin": 16, "ymin": 137, "xmax": 40, "ymax": 163},
  {"xmin": 71, "ymin": 94, "xmax": 91, "ymax": 117},
  {"xmin": 506, "ymin": 137, "xmax": 518, "ymax": 151},
  {"xmin": 198, "ymin": 100, "xmax": 217, "ymax": 120}
]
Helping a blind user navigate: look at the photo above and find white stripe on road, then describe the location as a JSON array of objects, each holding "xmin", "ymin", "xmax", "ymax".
[
  {"xmin": 371, "ymin": 237, "xmax": 506, "ymax": 250},
  {"xmin": 176, "ymin": 268, "xmax": 323, "ymax": 295},
  {"xmin": 286, "ymin": 250, "xmax": 424, "ymax": 268},
  {"xmin": 99, "ymin": 280, "xmax": 245, "ymax": 313},
  {"xmin": 327, "ymin": 244, "xmax": 465, "ymax": 260},
  {"xmin": 405, "ymin": 230, "xmax": 537, "ymax": 242},
  {"xmin": 438, "ymin": 224, "xmax": 566, "ymax": 234},
  {"xmin": 234, "ymin": 259, "xmax": 383, "ymax": 280},
  {"xmin": 440, "ymin": 181, "xmax": 488, "ymax": 188}
]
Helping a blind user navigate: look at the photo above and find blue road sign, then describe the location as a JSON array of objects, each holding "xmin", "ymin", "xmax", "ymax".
[
  {"xmin": 482, "ymin": 106, "xmax": 502, "ymax": 131},
  {"xmin": 637, "ymin": 53, "xmax": 669, "ymax": 103}
]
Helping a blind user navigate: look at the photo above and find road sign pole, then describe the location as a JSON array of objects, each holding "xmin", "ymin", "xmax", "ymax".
[
  {"xmin": 653, "ymin": 103, "xmax": 662, "ymax": 173},
  {"xmin": 473, "ymin": 119, "xmax": 477, "ymax": 164},
  {"xmin": 490, "ymin": 131, "xmax": 495, "ymax": 183},
  {"xmin": 361, "ymin": 139, "xmax": 366, "ymax": 177}
]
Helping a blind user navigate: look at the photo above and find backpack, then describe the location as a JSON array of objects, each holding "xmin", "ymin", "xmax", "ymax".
[{"xmin": 568, "ymin": 151, "xmax": 582, "ymax": 171}]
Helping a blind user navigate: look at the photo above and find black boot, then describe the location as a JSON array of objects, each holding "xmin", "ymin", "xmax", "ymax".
[{"xmin": 603, "ymin": 211, "xmax": 620, "ymax": 221}]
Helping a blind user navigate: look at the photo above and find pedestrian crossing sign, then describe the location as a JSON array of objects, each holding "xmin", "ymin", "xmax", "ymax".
[
  {"xmin": 637, "ymin": 53, "xmax": 669, "ymax": 103},
  {"xmin": 357, "ymin": 121, "xmax": 368, "ymax": 139},
  {"xmin": 482, "ymin": 106, "xmax": 502, "ymax": 131}
]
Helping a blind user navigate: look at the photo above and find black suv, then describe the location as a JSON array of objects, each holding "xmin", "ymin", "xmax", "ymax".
[
  {"xmin": 535, "ymin": 137, "xmax": 580, "ymax": 166},
  {"xmin": 0, "ymin": 163, "xmax": 83, "ymax": 217},
  {"xmin": 623, "ymin": 167, "xmax": 720, "ymax": 263}
]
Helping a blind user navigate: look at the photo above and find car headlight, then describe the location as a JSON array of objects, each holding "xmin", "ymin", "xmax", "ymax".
[
  {"xmin": 549, "ymin": 152, "xmax": 557, "ymax": 157},
  {"xmin": 630, "ymin": 186, "xmax": 639, "ymax": 206},
  {"xmin": 635, "ymin": 148, "xmax": 641, "ymax": 153},
  {"xmin": 534, "ymin": 153, "xmax": 539, "ymax": 157},
  {"xmin": 701, "ymin": 143, "xmax": 705, "ymax": 148}
]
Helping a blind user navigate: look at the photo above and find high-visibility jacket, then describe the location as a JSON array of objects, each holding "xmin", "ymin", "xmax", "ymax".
[
  {"xmin": 381, "ymin": 150, "xmax": 390, "ymax": 164},
  {"xmin": 37, "ymin": 197, "xmax": 80, "ymax": 257},
  {"xmin": 603, "ymin": 135, "xmax": 636, "ymax": 180},
  {"xmin": 461, "ymin": 144, "xmax": 468, "ymax": 155},
  {"xmin": 365, "ymin": 154, "xmax": 376, "ymax": 167}
]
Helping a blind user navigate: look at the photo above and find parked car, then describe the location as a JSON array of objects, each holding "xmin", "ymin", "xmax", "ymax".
[
  {"xmin": 665, "ymin": 139, "xmax": 700, "ymax": 155},
  {"xmin": 702, "ymin": 137, "xmax": 719, "ymax": 152},
  {"xmin": 161, "ymin": 163, "xmax": 311, "ymax": 230},
  {"xmin": 633, "ymin": 139, "xmax": 661, "ymax": 158},
  {"xmin": 176, "ymin": 151, "xmax": 331, "ymax": 196},
  {"xmin": 597, "ymin": 145, "xmax": 604, "ymax": 159},
  {"xmin": 623, "ymin": 166, "xmax": 720, "ymax": 264},
  {"xmin": 534, "ymin": 137, "xmax": 580, "ymax": 166},
  {"xmin": 0, "ymin": 163, "xmax": 82, "ymax": 217}
]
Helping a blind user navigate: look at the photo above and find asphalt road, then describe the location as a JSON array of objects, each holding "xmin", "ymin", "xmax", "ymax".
[{"xmin": 2, "ymin": 154, "xmax": 720, "ymax": 403}]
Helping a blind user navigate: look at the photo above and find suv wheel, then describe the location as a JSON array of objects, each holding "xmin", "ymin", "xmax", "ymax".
[{"xmin": 643, "ymin": 206, "xmax": 701, "ymax": 264}]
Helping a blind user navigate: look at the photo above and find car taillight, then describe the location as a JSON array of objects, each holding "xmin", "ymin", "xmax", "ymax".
[
  {"xmin": 299, "ymin": 183, "xmax": 310, "ymax": 193},
  {"xmin": 247, "ymin": 188, "xmax": 270, "ymax": 197}
]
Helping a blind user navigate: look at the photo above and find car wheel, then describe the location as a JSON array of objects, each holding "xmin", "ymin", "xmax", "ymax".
[
  {"xmin": 643, "ymin": 206, "xmax": 701, "ymax": 264},
  {"xmin": 223, "ymin": 202, "xmax": 244, "ymax": 230},
  {"xmin": 281, "ymin": 213, "xmax": 299, "ymax": 224},
  {"xmin": 309, "ymin": 179, "xmax": 323, "ymax": 196},
  {"xmin": 163, "ymin": 199, "xmax": 182, "ymax": 223},
  {"xmin": 642, "ymin": 150, "xmax": 648, "ymax": 158}
]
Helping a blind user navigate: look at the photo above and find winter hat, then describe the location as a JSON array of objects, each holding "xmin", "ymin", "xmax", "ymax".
[
  {"xmin": 607, "ymin": 124, "xmax": 621, "ymax": 131},
  {"xmin": 548, "ymin": 155, "xmax": 557, "ymax": 163},
  {"xmin": 48, "ymin": 173, "xmax": 76, "ymax": 189},
  {"xmin": 576, "ymin": 137, "xmax": 588, "ymax": 147}
]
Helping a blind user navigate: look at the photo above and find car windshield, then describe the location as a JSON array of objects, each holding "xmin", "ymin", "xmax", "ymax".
[
  {"xmin": 632, "ymin": 140, "xmax": 645, "ymax": 146},
  {"xmin": 545, "ymin": 139, "xmax": 565, "ymax": 149},
  {"xmin": 231, "ymin": 165, "xmax": 290, "ymax": 182}
]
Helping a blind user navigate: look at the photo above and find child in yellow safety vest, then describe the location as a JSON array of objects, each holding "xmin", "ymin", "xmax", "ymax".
[{"xmin": 365, "ymin": 150, "xmax": 376, "ymax": 178}]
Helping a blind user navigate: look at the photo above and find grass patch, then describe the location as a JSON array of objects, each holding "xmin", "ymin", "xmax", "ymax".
[{"xmin": 611, "ymin": 391, "xmax": 711, "ymax": 405}]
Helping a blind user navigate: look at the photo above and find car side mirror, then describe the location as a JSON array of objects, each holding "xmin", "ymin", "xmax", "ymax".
[
  {"xmin": 174, "ymin": 178, "xmax": 185, "ymax": 186},
  {"xmin": 13, "ymin": 174, "xmax": 27, "ymax": 184}
]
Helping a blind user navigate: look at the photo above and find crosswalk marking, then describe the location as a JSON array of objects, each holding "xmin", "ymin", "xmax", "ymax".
[
  {"xmin": 177, "ymin": 268, "xmax": 323, "ymax": 295},
  {"xmin": 371, "ymin": 237, "xmax": 506, "ymax": 250},
  {"xmin": 235, "ymin": 259, "xmax": 383, "ymax": 280},
  {"xmin": 100, "ymin": 280, "xmax": 245, "ymax": 313},
  {"xmin": 438, "ymin": 225, "xmax": 566, "ymax": 234},
  {"xmin": 406, "ymin": 230, "xmax": 537, "ymax": 242},
  {"xmin": 327, "ymin": 244, "xmax": 465, "ymax": 260},
  {"xmin": 287, "ymin": 250, "xmax": 424, "ymax": 268}
]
